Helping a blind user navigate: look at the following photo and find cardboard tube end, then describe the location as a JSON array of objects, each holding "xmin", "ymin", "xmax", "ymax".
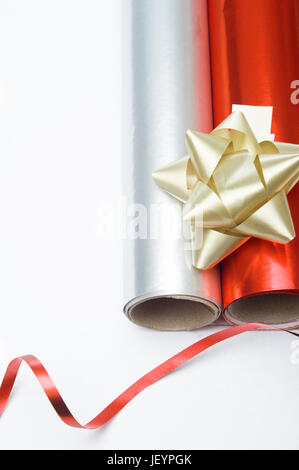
[
  {"xmin": 125, "ymin": 295, "xmax": 219, "ymax": 331},
  {"xmin": 224, "ymin": 293, "xmax": 299, "ymax": 329}
]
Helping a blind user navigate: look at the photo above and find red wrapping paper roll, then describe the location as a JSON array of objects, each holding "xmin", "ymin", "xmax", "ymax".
[{"xmin": 208, "ymin": 0, "xmax": 299, "ymax": 326}]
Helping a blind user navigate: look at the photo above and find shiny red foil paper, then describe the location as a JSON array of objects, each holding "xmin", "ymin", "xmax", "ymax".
[{"xmin": 208, "ymin": 0, "xmax": 299, "ymax": 315}]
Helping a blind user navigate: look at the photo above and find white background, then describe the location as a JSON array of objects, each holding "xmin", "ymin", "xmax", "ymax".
[{"xmin": 0, "ymin": 0, "xmax": 299, "ymax": 450}]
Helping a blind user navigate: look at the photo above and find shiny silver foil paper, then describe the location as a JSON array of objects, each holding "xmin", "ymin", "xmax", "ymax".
[{"xmin": 122, "ymin": 0, "xmax": 221, "ymax": 330}]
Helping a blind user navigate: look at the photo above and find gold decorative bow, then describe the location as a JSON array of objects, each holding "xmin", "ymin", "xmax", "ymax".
[{"xmin": 153, "ymin": 111, "xmax": 299, "ymax": 269}]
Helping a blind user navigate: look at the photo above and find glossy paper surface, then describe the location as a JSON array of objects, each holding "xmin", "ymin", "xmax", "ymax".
[
  {"xmin": 208, "ymin": 0, "xmax": 299, "ymax": 325},
  {"xmin": 122, "ymin": 0, "xmax": 221, "ymax": 329}
]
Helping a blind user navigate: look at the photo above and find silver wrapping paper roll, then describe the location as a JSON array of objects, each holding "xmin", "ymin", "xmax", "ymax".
[{"xmin": 122, "ymin": 0, "xmax": 221, "ymax": 330}]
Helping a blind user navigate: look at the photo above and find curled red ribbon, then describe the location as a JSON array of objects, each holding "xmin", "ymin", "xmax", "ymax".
[{"xmin": 0, "ymin": 323, "xmax": 298, "ymax": 429}]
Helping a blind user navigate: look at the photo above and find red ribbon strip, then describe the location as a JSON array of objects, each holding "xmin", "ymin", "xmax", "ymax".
[{"xmin": 0, "ymin": 323, "xmax": 298, "ymax": 429}]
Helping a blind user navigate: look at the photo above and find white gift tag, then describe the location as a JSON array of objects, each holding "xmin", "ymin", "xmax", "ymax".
[{"xmin": 232, "ymin": 104, "xmax": 275, "ymax": 142}]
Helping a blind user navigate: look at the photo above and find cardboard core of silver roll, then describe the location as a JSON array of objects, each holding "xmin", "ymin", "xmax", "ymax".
[
  {"xmin": 127, "ymin": 295, "xmax": 219, "ymax": 331},
  {"xmin": 225, "ymin": 293, "xmax": 299, "ymax": 328}
]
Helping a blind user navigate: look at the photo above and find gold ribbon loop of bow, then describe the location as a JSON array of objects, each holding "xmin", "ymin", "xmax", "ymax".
[{"xmin": 152, "ymin": 111, "xmax": 299, "ymax": 270}]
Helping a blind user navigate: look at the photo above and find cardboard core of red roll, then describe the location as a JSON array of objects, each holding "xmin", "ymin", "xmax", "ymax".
[
  {"xmin": 129, "ymin": 296, "xmax": 219, "ymax": 331},
  {"xmin": 225, "ymin": 293, "xmax": 299, "ymax": 328}
]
